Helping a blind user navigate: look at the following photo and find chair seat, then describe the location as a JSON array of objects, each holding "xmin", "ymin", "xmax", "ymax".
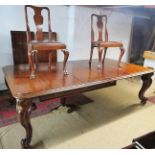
[
  {"xmin": 92, "ymin": 41, "xmax": 123, "ymax": 48},
  {"xmin": 29, "ymin": 40, "xmax": 66, "ymax": 50}
]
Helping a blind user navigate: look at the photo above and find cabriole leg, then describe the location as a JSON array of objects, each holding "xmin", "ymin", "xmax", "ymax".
[
  {"xmin": 102, "ymin": 47, "xmax": 107, "ymax": 65},
  {"xmin": 61, "ymin": 49, "xmax": 69, "ymax": 75},
  {"xmin": 97, "ymin": 48, "xmax": 103, "ymax": 69},
  {"xmin": 16, "ymin": 98, "xmax": 36, "ymax": 148},
  {"xmin": 139, "ymin": 73, "xmax": 153, "ymax": 105},
  {"xmin": 89, "ymin": 46, "xmax": 94, "ymax": 68},
  {"xmin": 118, "ymin": 46, "xmax": 125, "ymax": 67}
]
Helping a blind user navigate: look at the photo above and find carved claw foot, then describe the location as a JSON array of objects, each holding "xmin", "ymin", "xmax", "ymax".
[
  {"xmin": 21, "ymin": 138, "xmax": 32, "ymax": 149},
  {"xmin": 140, "ymin": 97, "xmax": 148, "ymax": 105},
  {"xmin": 139, "ymin": 73, "xmax": 153, "ymax": 105}
]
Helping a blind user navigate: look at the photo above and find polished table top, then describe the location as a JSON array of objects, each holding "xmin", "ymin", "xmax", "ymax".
[{"xmin": 3, "ymin": 59, "xmax": 154, "ymax": 99}]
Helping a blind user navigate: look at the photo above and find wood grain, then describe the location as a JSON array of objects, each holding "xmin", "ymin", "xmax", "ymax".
[{"xmin": 3, "ymin": 59, "xmax": 153, "ymax": 99}]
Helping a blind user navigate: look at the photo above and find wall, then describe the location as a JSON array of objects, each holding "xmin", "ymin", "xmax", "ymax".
[
  {"xmin": 70, "ymin": 6, "xmax": 132, "ymax": 61},
  {"xmin": 0, "ymin": 5, "xmax": 69, "ymax": 89},
  {"xmin": 0, "ymin": 5, "xmax": 134, "ymax": 90}
]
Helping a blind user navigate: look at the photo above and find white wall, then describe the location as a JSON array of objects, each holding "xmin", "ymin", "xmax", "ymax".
[
  {"xmin": 69, "ymin": 6, "xmax": 132, "ymax": 61},
  {"xmin": 0, "ymin": 5, "xmax": 139, "ymax": 90}
]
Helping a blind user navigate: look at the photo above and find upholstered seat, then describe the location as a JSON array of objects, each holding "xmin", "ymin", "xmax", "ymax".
[
  {"xmin": 92, "ymin": 41, "xmax": 123, "ymax": 48},
  {"xmin": 29, "ymin": 41, "xmax": 66, "ymax": 50}
]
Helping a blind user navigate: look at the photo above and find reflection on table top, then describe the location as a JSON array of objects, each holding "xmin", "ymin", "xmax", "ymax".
[{"xmin": 3, "ymin": 59, "xmax": 154, "ymax": 99}]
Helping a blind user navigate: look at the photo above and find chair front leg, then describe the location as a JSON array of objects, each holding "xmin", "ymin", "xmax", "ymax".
[
  {"xmin": 89, "ymin": 46, "xmax": 94, "ymax": 67},
  {"xmin": 28, "ymin": 50, "xmax": 35, "ymax": 79},
  {"xmin": 102, "ymin": 47, "xmax": 107, "ymax": 65},
  {"xmin": 97, "ymin": 47, "xmax": 103, "ymax": 69},
  {"xmin": 118, "ymin": 46, "xmax": 125, "ymax": 67},
  {"xmin": 34, "ymin": 50, "xmax": 39, "ymax": 69},
  {"xmin": 61, "ymin": 49, "xmax": 69, "ymax": 75}
]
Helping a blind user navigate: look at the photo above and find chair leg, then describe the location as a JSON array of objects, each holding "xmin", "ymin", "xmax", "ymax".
[
  {"xmin": 28, "ymin": 51, "xmax": 35, "ymax": 79},
  {"xmin": 61, "ymin": 49, "xmax": 69, "ymax": 75},
  {"xmin": 97, "ymin": 47, "xmax": 103, "ymax": 69},
  {"xmin": 89, "ymin": 46, "xmax": 94, "ymax": 67},
  {"xmin": 34, "ymin": 51, "xmax": 39, "ymax": 69},
  {"xmin": 102, "ymin": 47, "xmax": 107, "ymax": 64},
  {"xmin": 48, "ymin": 52, "xmax": 52, "ymax": 70},
  {"xmin": 118, "ymin": 46, "xmax": 125, "ymax": 67}
]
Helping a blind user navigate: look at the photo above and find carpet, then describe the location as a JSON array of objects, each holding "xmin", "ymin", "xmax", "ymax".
[
  {"xmin": 148, "ymin": 95, "xmax": 155, "ymax": 104},
  {"xmin": 0, "ymin": 90, "xmax": 93, "ymax": 128}
]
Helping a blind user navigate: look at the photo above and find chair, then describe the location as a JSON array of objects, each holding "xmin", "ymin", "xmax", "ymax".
[
  {"xmin": 11, "ymin": 31, "xmax": 58, "ymax": 65},
  {"xmin": 25, "ymin": 5, "xmax": 69, "ymax": 78},
  {"xmin": 89, "ymin": 14, "xmax": 125, "ymax": 68},
  {"xmin": 6, "ymin": 30, "xmax": 56, "ymax": 106}
]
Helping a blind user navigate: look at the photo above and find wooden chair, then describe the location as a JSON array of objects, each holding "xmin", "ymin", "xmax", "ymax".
[
  {"xmin": 25, "ymin": 5, "xmax": 69, "ymax": 78},
  {"xmin": 7, "ymin": 31, "xmax": 65, "ymax": 107},
  {"xmin": 11, "ymin": 31, "xmax": 58, "ymax": 65},
  {"xmin": 89, "ymin": 14, "xmax": 125, "ymax": 68}
]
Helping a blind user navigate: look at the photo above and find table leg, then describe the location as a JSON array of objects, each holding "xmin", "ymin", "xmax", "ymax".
[
  {"xmin": 16, "ymin": 98, "xmax": 37, "ymax": 149},
  {"xmin": 139, "ymin": 73, "xmax": 154, "ymax": 105}
]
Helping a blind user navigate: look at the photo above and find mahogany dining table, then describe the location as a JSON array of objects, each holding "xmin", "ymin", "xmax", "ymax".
[{"xmin": 3, "ymin": 59, "xmax": 155, "ymax": 148}]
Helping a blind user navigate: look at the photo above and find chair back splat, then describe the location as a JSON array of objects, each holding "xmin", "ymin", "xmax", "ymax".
[
  {"xmin": 25, "ymin": 5, "xmax": 52, "ymax": 42},
  {"xmin": 91, "ymin": 14, "xmax": 108, "ymax": 42}
]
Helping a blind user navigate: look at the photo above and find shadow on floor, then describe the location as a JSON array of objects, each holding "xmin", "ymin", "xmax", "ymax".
[{"xmin": 32, "ymin": 85, "xmax": 154, "ymax": 148}]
